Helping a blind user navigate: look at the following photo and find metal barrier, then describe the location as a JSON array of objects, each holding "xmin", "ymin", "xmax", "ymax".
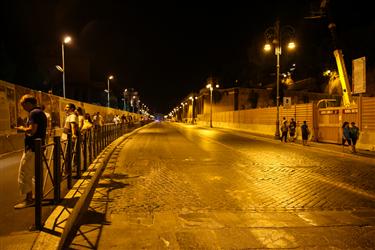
[{"xmin": 33, "ymin": 122, "xmax": 134, "ymax": 230}]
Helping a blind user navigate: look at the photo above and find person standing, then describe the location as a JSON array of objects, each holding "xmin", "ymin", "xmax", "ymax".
[
  {"xmin": 76, "ymin": 107, "xmax": 85, "ymax": 132},
  {"xmin": 93, "ymin": 112, "xmax": 103, "ymax": 128},
  {"xmin": 289, "ymin": 118, "xmax": 297, "ymax": 142},
  {"xmin": 41, "ymin": 104, "xmax": 52, "ymax": 143},
  {"xmin": 350, "ymin": 122, "xmax": 360, "ymax": 153},
  {"xmin": 62, "ymin": 103, "xmax": 78, "ymax": 141},
  {"xmin": 14, "ymin": 95, "xmax": 47, "ymax": 209},
  {"xmin": 81, "ymin": 113, "xmax": 93, "ymax": 132},
  {"xmin": 342, "ymin": 121, "xmax": 351, "ymax": 151},
  {"xmin": 301, "ymin": 120, "xmax": 310, "ymax": 146},
  {"xmin": 280, "ymin": 120, "xmax": 288, "ymax": 143}
]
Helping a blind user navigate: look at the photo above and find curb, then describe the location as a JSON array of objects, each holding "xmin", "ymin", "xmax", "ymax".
[
  {"xmin": 31, "ymin": 122, "xmax": 154, "ymax": 250},
  {"xmin": 172, "ymin": 123, "xmax": 375, "ymax": 164}
]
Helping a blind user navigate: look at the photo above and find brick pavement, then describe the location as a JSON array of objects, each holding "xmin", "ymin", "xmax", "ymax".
[{"xmin": 67, "ymin": 122, "xmax": 375, "ymax": 249}]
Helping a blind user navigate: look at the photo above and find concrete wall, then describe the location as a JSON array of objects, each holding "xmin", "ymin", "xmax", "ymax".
[
  {"xmin": 197, "ymin": 99, "xmax": 375, "ymax": 151},
  {"xmin": 0, "ymin": 80, "xmax": 145, "ymax": 155},
  {"xmin": 197, "ymin": 103, "xmax": 314, "ymax": 139}
]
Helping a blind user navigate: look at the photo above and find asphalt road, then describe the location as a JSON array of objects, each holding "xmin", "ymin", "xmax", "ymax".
[
  {"xmin": 0, "ymin": 151, "xmax": 36, "ymax": 235},
  {"xmin": 72, "ymin": 121, "xmax": 375, "ymax": 249}
]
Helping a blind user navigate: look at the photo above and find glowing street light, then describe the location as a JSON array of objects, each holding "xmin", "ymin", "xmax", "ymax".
[
  {"xmin": 206, "ymin": 83, "xmax": 220, "ymax": 128},
  {"xmin": 189, "ymin": 96, "xmax": 197, "ymax": 124},
  {"xmin": 264, "ymin": 20, "xmax": 296, "ymax": 138},
  {"xmin": 61, "ymin": 36, "xmax": 72, "ymax": 98},
  {"xmin": 105, "ymin": 75, "xmax": 114, "ymax": 108}
]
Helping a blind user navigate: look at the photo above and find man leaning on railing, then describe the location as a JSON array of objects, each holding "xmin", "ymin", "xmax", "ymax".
[{"xmin": 14, "ymin": 95, "xmax": 47, "ymax": 209}]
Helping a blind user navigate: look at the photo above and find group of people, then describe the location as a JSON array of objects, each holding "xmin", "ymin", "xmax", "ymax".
[
  {"xmin": 342, "ymin": 121, "xmax": 360, "ymax": 153},
  {"xmin": 13, "ymin": 96, "xmax": 134, "ymax": 209},
  {"xmin": 280, "ymin": 118, "xmax": 310, "ymax": 146},
  {"xmin": 61, "ymin": 104, "xmax": 135, "ymax": 140}
]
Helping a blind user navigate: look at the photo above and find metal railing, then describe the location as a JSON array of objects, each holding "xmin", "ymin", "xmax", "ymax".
[{"xmin": 33, "ymin": 122, "xmax": 135, "ymax": 230}]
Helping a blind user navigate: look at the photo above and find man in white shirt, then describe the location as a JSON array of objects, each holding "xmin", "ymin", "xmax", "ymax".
[{"xmin": 62, "ymin": 103, "xmax": 78, "ymax": 140}]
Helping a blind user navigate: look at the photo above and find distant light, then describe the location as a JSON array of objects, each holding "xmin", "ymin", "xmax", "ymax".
[
  {"xmin": 323, "ymin": 70, "xmax": 332, "ymax": 76},
  {"xmin": 215, "ymin": 84, "xmax": 219, "ymax": 88},
  {"xmin": 55, "ymin": 65, "xmax": 64, "ymax": 72},
  {"xmin": 64, "ymin": 36, "xmax": 72, "ymax": 44},
  {"xmin": 264, "ymin": 43, "xmax": 271, "ymax": 51},
  {"xmin": 108, "ymin": 75, "xmax": 114, "ymax": 80},
  {"xmin": 206, "ymin": 84, "xmax": 212, "ymax": 89},
  {"xmin": 288, "ymin": 41, "xmax": 296, "ymax": 49}
]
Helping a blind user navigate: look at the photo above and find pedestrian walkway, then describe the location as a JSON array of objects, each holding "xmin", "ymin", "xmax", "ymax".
[{"xmin": 195, "ymin": 124, "xmax": 375, "ymax": 163}]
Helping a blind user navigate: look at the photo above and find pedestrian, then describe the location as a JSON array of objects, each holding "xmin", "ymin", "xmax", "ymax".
[
  {"xmin": 41, "ymin": 104, "xmax": 52, "ymax": 143},
  {"xmin": 350, "ymin": 122, "xmax": 360, "ymax": 153},
  {"xmin": 81, "ymin": 113, "xmax": 93, "ymax": 132},
  {"xmin": 62, "ymin": 103, "xmax": 78, "ymax": 141},
  {"xmin": 14, "ymin": 95, "xmax": 47, "ymax": 209},
  {"xmin": 121, "ymin": 114, "xmax": 127, "ymax": 124},
  {"xmin": 342, "ymin": 121, "xmax": 351, "ymax": 151},
  {"xmin": 76, "ymin": 107, "xmax": 85, "ymax": 132},
  {"xmin": 113, "ymin": 114, "xmax": 120, "ymax": 125},
  {"xmin": 301, "ymin": 120, "xmax": 310, "ymax": 146},
  {"xmin": 289, "ymin": 118, "xmax": 297, "ymax": 142},
  {"xmin": 280, "ymin": 120, "xmax": 288, "ymax": 143},
  {"xmin": 92, "ymin": 112, "xmax": 103, "ymax": 128}
]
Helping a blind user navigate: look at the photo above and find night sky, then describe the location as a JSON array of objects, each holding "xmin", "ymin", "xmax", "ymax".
[{"xmin": 1, "ymin": 0, "xmax": 374, "ymax": 114}]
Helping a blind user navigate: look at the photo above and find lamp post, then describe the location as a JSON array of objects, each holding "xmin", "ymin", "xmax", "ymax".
[
  {"xmin": 106, "ymin": 75, "xmax": 114, "ymax": 108},
  {"xmin": 123, "ymin": 89, "xmax": 128, "ymax": 111},
  {"xmin": 61, "ymin": 36, "xmax": 71, "ymax": 98},
  {"xmin": 264, "ymin": 20, "xmax": 295, "ymax": 138},
  {"xmin": 189, "ymin": 96, "xmax": 197, "ymax": 124},
  {"xmin": 206, "ymin": 83, "xmax": 219, "ymax": 128}
]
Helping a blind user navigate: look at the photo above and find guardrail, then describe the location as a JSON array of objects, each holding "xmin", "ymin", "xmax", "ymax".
[{"xmin": 32, "ymin": 122, "xmax": 136, "ymax": 230}]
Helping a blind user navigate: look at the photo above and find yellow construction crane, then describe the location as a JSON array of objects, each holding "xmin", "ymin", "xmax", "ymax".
[{"xmin": 307, "ymin": 0, "xmax": 353, "ymax": 107}]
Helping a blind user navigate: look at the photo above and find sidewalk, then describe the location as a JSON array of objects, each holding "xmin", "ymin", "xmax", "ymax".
[{"xmin": 179, "ymin": 123, "xmax": 375, "ymax": 163}]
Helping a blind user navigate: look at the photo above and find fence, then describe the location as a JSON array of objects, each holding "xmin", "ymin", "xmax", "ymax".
[
  {"xmin": 197, "ymin": 103, "xmax": 314, "ymax": 137},
  {"xmin": 32, "ymin": 122, "xmax": 135, "ymax": 230},
  {"xmin": 0, "ymin": 79, "xmax": 146, "ymax": 155}
]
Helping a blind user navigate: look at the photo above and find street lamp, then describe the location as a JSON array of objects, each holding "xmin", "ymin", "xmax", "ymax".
[
  {"xmin": 206, "ymin": 83, "xmax": 219, "ymax": 128},
  {"xmin": 105, "ymin": 75, "xmax": 114, "ymax": 108},
  {"xmin": 61, "ymin": 36, "xmax": 71, "ymax": 98},
  {"xmin": 189, "ymin": 96, "xmax": 197, "ymax": 124},
  {"xmin": 264, "ymin": 20, "xmax": 295, "ymax": 138}
]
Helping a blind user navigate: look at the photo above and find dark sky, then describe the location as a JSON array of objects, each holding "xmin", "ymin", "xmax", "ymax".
[{"xmin": 1, "ymin": 0, "xmax": 374, "ymax": 114}]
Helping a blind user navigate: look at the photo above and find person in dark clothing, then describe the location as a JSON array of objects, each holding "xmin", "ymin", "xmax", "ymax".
[
  {"xmin": 350, "ymin": 122, "xmax": 360, "ymax": 153},
  {"xmin": 301, "ymin": 121, "xmax": 310, "ymax": 146},
  {"xmin": 280, "ymin": 120, "xmax": 288, "ymax": 143},
  {"xmin": 14, "ymin": 95, "xmax": 47, "ymax": 209},
  {"xmin": 342, "ymin": 121, "xmax": 351, "ymax": 151},
  {"xmin": 289, "ymin": 118, "xmax": 297, "ymax": 142}
]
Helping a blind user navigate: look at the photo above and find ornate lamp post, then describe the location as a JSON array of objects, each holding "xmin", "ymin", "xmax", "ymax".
[{"xmin": 264, "ymin": 20, "xmax": 295, "ymax": 138}]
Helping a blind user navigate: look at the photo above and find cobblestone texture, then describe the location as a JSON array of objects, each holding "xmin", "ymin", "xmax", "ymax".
[{"xmin": 76, "ymin": 122, "xmax": 375, "ymax": 249}]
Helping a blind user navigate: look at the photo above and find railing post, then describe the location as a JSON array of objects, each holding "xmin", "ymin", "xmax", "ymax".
[
  {"xmin": 34, "ymin": 139, "xmax": 43, "ymax": 230},
  {"xmin": 83, "ymin": 131, "xmax": 88, "ymax": 171},
  {"xmin": 104, "ymin": 125, "xmax": 107, "ymax": 147},
  {"xmin": 76, "ymin": 133, "xmax": 81, "ymax": 178},
  {"xmin": 88, "ymin": 129, "xmax": 93, "ymax": 163},
  {"xmin": 66, "ymin": 133, "xmax": 72, "ymax": 189},
  {"xmin": 53, "ymin": 136, "xmax": 61, "ymax": 204},
  {"xmin": 99, "ymin": 126, "xmax": 103, "ymax": 151}
]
